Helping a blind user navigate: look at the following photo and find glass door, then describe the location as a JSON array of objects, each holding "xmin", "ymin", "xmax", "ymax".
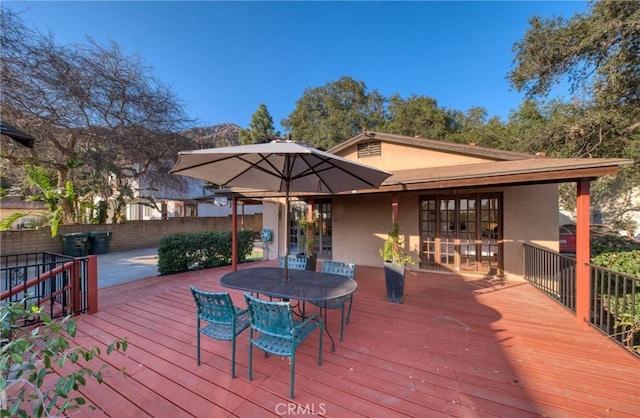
[
  {"xmin": 419, "ymin": 194, "xmax": 502, "ymax": 274},
  {"xmin": 315, "ymin": 200, "xmax": 332, "ymax": 259},
  {"xmin": 439, "ymin": 199, "xmax": 456, "ymax": 267},
  {"xmin": 459, "ymin": 197, "xmax": 478, "ymax": 271},
  {"xmin": 420, "ymin": 198, "xmax": 437, "ymax": 267}
]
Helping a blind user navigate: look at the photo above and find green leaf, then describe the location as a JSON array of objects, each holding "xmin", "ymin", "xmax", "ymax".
[
  {"xmin": 36, "ymin": 367, "xmax": 47, "ymax": 388},
  {"xmin": 43, "ymin": 352, "xmax": 51, "ymax": 369}
]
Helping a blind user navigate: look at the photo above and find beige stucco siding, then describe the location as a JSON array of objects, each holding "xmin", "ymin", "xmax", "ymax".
[
  {"xmin": 328, "ymin": 183, "xmax": 559, "ymax": 278},
  {"xmin": 332, "ymin": 192, "xmax": 420, "ymax": 268},
  {"xmin": 502, "ymin": 184, "xmax": 559, "ymax": 278},
  {"xmin": 261, "ymin": 200, "xmax": 279, "ymax": 260},
  {"xmin": 339, "ymin": 142, "xmax": 494, "ymax": 172}
]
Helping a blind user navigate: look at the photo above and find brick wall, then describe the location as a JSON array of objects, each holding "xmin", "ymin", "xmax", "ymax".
[{"xmin": 0, "ymin": 215, "xmax": 263, "ymax": 256}]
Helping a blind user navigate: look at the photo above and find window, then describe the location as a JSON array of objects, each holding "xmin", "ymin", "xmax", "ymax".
[
  {"xmin": 185, "ymin": 203, "xmax": 198, "ymax": 217},
  {"xmin": 357, "ymin": 141, "xmax": 381, "ymax": 158}
]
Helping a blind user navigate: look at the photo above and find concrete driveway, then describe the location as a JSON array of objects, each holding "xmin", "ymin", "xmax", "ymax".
[{"xmin": 97, "ymin": 247, "xmax": 158, "ymax": 288}]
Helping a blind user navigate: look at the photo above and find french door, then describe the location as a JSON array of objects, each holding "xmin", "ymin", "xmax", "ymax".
[
  {"xmin": 289, "ymin": 200, "xmax": 332, "ymax": 259},
  {"xmin": 420, "ymin": 193, "xmax": 502, "ymax": 275}
]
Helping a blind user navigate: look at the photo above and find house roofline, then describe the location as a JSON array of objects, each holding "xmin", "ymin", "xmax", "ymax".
[{"xmin": 328, "ymin": 131, "xmax": 543, "ymax": 161}]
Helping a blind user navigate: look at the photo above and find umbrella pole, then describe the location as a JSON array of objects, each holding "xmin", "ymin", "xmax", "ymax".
[{"xmin": 284, "ymin": 180, "xmax": 290, "ymax": 280}]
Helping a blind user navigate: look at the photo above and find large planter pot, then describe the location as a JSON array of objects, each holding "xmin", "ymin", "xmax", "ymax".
[
  {"xmin": 297, "ymin": 252, "xmax": 317, "ymax": 271},
  {"xmin": 305, "ymin": 253, "xmax": 318, "ymax": 271},
  {"xmin": 383, "ymin": 261, "xmax": 405, "ymax": 303}
]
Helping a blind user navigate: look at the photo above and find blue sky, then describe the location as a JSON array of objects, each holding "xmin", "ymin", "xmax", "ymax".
[{"xmin": 5, "ymin": 1, "xmax": 588, "ymax": 133}]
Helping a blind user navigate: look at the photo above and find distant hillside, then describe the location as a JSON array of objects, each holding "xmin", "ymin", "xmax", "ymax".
[{"xmin": 181, "ymin": 123, "xmax": 242, "ymax": 149}]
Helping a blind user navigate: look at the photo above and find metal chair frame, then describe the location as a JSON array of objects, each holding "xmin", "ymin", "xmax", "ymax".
[
  {"xmin": 244, "ymin": 293, "xmax": 323, "ymax": 398},
  {"xmin": 310, "ymin": 260, "xmax": 356, "ymax": 341},
  {"xmin": 190, "ymin": 286, "xmax": 250, "ymax": 378}
]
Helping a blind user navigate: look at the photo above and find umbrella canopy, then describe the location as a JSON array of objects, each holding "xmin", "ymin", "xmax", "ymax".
[
  {"xmin": 170, "ymin": 141, "xmax": 392, "ymax": 279},
  {"xmin": 170, "ymin": 141, "xmax": 391, "ymax": 194}
]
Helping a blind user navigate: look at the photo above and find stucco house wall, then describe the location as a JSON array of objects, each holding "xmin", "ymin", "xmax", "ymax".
[
  {"xmin": 502, "ymin": 184, "xmax": 559, "ymax": 277},
  {"xmin": 327, "ymin": 184, "xmax": 558, "ymax": 279},
  {"xmin": 340, "ymin": 141, "xmax": 493, "ymax": 172}
]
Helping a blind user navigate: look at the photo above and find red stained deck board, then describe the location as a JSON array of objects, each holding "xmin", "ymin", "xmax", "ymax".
[{"xmin": 66, "ymin": 261, "xmax": 640, "ymax": 418}]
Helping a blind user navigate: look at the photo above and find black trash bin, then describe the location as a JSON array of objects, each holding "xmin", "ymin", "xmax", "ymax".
[
  {"xmin": 88, "ymin": 231, "xmax": 112, "ymax": 255},
  {"xmin": 62, "ymin": 232, "xmax": 90, "ymax": 257}
]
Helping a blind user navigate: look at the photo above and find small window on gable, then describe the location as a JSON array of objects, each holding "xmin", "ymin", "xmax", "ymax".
[{"xmin": 357, "ymin": 141, "xmax": 381, "ymax": 158}]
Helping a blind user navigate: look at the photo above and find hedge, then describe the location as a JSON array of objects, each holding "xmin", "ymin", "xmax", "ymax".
[{"xmin": 157, "ymin": 230, "xmax": 255, "ymax": 275}]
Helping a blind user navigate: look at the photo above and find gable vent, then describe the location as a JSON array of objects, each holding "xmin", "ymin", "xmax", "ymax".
[{"xmin": 357, "ymin": 141, "xmax": 381, "ymax": 158}]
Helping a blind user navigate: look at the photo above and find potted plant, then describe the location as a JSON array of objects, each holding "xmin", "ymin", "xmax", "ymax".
[
  {"xmin": 297, "ymin": 215, "xmax": 318, "ymax": 271},
  {"xmin": 379, "ymin": 222, "xmax": 414, "ymax": 303}
]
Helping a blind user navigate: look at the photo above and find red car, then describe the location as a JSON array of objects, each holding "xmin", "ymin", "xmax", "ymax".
[{"xmin": 559, "ymin": 224, "xmax": 577, "ymax": 254}]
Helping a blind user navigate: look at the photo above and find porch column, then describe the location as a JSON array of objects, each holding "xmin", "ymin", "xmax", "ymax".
[
  {"xmin": 232, "ymin": 195, "xmax": 238, "ymax": 271},
  {"xmin": 87, "ymin": 255, "xmax": 98, "ymax": 314},
  {"xmin": 392, "ymin": 193, "xmax": 399, "ymax": 223},
  {"xmin": 575, "ymin": 179, "xmax": 591, "ymax": 327},
  {"xmin": 306, "ymin": 198, "xmax": 314, "ymax": 222}
]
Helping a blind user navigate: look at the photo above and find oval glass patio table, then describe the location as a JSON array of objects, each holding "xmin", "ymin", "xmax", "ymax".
[{"xmin": 220, "ymin": 267, "xmax": 357, "ymax": 351}]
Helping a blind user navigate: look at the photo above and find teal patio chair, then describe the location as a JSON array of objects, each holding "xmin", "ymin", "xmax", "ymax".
[
  {"xmin": 310, "ymin": 260, "xmax": 356, "ymax": 341},
  {"xmin": 190, "ymin": 286, "xmax": 250, "ymax": 378},
  {"xmin": 279, "ymin": 255, "xmax": 308, "ymax": 270},
  {"xmin": 244, "ymin": 293, "xmax": 323, "ymax": 399}
]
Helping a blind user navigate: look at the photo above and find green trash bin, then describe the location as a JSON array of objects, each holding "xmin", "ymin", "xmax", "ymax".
[
  {"xmin": 89, "ymin": 231, "xmax": 112, "ymax": 255},
  {"xmin": 62, "ymin": 232, "xmax": 90, "ymax": 257}
]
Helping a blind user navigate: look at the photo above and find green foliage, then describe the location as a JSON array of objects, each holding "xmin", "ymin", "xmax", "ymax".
[
  {"xmin": 592, "ymin": 250, "xmax": 640, "ymax": 277},
  {"xmin": 510, "ymin": 1, "xmax": 640, "ymax": 108},
  {"xmin": 296, "ymin": 215, "xmax": 318, "ymax": 256},
  {"xmin": 157, "ymin": 230, "xmax": 255, "ymax": 275},
  {"xmin": 91, "ymin": 200, "xmax": 108, "ymax": 224},
  {"xmin": 0, "ymin": 301, "xmax": 127, "ymax": 417},
  {"xmin": 379, "ymin": 223, "xmax": 415, "ymax": 267},
  {"xmin": 507, "ymin": 0, "xmax": 640, "ymax": 217},
  {"xmin": 282, "ymin": 76, "xmax": 386, "ymax": 149},
  {"xmin": 239, "ymin": 104, "xmax": 280, "ymax": 144},
  {"xmin": 0, "ymin": 212, "xmax": 30, "ymax": 231},
  {"xmin": 589, "ymin": 229, "xmax": 640, "ymax": 276},
  {"xmin": 614, "ymin": 306, "xmax": 640, "ymax": 355},
  {"xmin": 382, "ymin": 94, "xmax": 452, "ymax": 139}
]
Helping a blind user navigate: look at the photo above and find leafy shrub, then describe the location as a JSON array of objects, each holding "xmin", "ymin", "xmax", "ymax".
[
  {"xmin": 1, "ymin": 301, "xmax": 127, "ymax": 417},
  {"xmin": 157, "ymin": 230, "xmax": 255, "ymax": 275},
  {"xmin": 592, "ymin": 250, "xmax": 640, "ymax": 277},
  {"xmin": 590, "ymin": 233, "xmax": 640, "ymax": 277}
]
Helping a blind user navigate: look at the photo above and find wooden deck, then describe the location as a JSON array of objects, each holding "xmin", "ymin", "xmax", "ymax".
[{"xmin": 65, "ymin": 259, "xmax": 638, "ymax": 417}]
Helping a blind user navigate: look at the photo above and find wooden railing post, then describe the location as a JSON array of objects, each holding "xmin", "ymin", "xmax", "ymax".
[
  {"xmin": 575, "ymin": 179, "xmax": 591, "ymax": 327},
  {"xmin": 87, "ymin": 255, "xmax": 98, "ymax": 314}
]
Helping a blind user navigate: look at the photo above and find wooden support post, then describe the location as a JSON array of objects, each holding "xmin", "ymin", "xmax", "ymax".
[
  {"xmin": 72, "ymin": 259, "xmax": 81, "ymax": 314},
  {"xmin": 232, "ymin": 195, "xmax": 238, "ymax": 272},
  {"xmin": 392, "ymin": 193, "xmax": 399, "ymax": 224},
  {"xmin": 575, "ymin": 179, "xmax": 591, "ymax": 327},
  {"xmin": 87, "ymin": 255, "xmax": 98, "ymax": 314}
]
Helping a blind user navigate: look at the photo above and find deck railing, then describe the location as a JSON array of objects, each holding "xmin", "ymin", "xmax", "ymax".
[
  {"xmin": 1, "ymin": 252, "xmax": 98, "ymax": 318},
  {"xmin": 523, "ymin": 244, "xmax": 639, "ymax": 356},
  {"xmin": 523, "ymin": 244, "xmax": 576, "ymax": 312},
  {"xmin": 590, "ymin": 264, "xmax": 639, "ymax": 354}
]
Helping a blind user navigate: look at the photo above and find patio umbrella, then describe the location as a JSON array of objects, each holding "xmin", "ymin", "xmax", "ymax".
[{"xmin": 169, "ymin": 140, "xmax": 392, "ymax": 279}]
